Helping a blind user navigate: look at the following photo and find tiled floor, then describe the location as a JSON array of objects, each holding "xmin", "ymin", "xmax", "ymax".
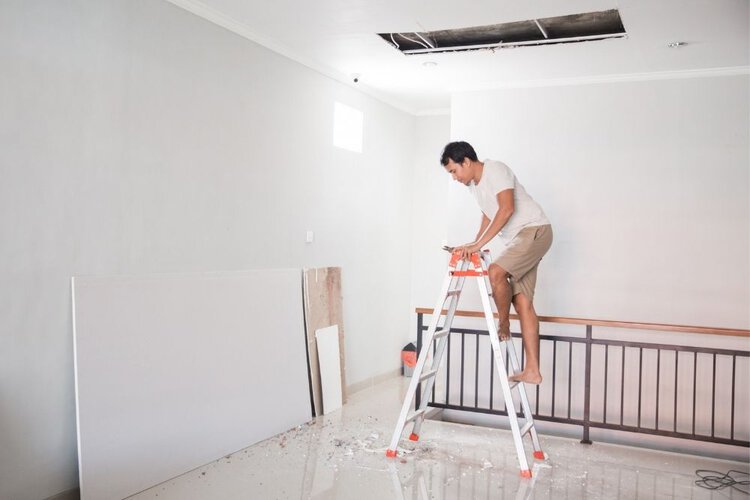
[{"xmin": 130, "ymin": 376, "xmax": 749, "ymax": 499}]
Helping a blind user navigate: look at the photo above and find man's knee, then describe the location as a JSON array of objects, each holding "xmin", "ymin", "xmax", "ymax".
[
  {"xmin": 512, "ymin": 292, "xmax": 535, "ymax": 315},
  {"xmin": 488, "ymin": 264, "xmax": 508, "ymax": 285}
]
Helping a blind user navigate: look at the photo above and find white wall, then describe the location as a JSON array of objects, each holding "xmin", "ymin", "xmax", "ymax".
[
  {"xmin": 444, "ymin": 76, "xmax": 749, "ymax": 329},
  {"xmin": 0, "ymin": 2, "xmax": 415, "ymax": 499},
  {"xmin": 407, "ymin": 115, "xmax": 452, "ymax": 339}
]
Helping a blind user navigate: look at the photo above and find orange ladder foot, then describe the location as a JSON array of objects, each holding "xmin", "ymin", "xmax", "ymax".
[
  {"xmin": 386, "ymin": 449, "xmax": 397, "ymax": 458},
  {"xmin": 520, "ymin": 469, "xmax": 532, "ymax": 478},
  {"xmin": 409, "ymin": 433, "xmax": 419, "ymax": 441},
  {"xmin": 533, "ymin": 451, "xmax": 546, "ymax": 460}
]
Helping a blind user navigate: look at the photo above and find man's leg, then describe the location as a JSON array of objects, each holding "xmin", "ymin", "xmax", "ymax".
[
  {"xmin": 494, "ymin": 225, "xmax": 552, "ymax": 385},
  {"xmin": 488, "ymin": 264, "xmax": 512, "ymax": 340},
  {"xmin": 508, "ymin": 292, "xmax": 542, "ymax": 384}
]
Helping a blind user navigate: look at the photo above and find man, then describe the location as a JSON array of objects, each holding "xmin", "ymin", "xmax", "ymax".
[{"xmin": 441, "ymin": 141, "xmax": 552, "ymax": 384}]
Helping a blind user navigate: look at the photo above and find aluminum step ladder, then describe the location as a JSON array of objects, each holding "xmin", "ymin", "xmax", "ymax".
[{"xmin": 385, "ymin": 247, "xmax": 546, "ymax": 477}]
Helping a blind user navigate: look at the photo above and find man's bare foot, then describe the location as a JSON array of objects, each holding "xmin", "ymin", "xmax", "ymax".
[
  {"xmin": 508, "ymin": 371, "xmax": 543, "ymax": 385},
  {"xmin": 497, "ymin": 319, "xmax": 511, "ymax": 341}
]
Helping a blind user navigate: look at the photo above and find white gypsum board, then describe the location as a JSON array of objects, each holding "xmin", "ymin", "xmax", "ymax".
[
  {"xmin": 72, "ymin": 269, "xmax": 311, "ymax": 500},
  {"xmin": 315, "ymin": 325, "xmax": 343, "ymax": 414}
]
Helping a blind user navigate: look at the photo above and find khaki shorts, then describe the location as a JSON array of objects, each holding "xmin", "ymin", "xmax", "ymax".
[{"xmin": 494, "ymin": 224, "xmax": 553, "ymax": 302}]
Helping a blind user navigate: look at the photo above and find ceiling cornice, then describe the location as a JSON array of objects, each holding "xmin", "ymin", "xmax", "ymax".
[
  {"xmin": 454, "ymin": 66, "xmax": 750, "ymax": 93},
  {"xmin": 415, "ymin": 108, "xmax": 451, "ymax": 117}
]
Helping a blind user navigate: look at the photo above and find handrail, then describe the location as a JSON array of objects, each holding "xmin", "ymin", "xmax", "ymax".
[
  {"xmin": 414, "ymin": 309, "xmax": 750, "ymax": 451},
  {"xmin": 415, "ymin": 308, "xmax": 750, "ymax": 337}
]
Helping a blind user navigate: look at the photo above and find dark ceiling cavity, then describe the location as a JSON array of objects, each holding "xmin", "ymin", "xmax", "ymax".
[{"xmin": 378, "ymin": 9, "xmax": 626, "ymax": 55}]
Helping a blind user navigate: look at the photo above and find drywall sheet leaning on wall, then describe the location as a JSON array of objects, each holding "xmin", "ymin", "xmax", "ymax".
[
  {"xmin": 72, "ymin": 269, "xmax": 311, "ymax": 500},
  {"xmin": 303, "ymin": 267, "xmax": 346, "ymax": 416},
  {"xmin": 315, "ymin": 325, "xmax": 343, "ymax": 414}
]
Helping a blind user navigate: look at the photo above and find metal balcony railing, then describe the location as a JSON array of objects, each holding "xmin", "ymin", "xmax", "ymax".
[{"xmin": 415, "ymin": 308, "xmax": 750, "ymax": 449}]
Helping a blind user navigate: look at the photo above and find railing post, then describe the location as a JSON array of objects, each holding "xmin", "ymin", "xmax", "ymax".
[
  {"xmin": 581, "ymin": 324, "xmax": 593, "ymax": 444},
  {"xmin": 415, "ymin": 313, "xmax": 423, "ymax": 410}
]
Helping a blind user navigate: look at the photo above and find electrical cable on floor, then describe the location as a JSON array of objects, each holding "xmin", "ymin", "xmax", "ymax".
[{"xmin": 694, "ymin": 469, "xmax": 749, "ymax": 494}]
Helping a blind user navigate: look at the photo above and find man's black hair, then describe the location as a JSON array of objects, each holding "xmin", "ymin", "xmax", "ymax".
[{"xmin": 440, "ymin": 141, "xmax": 478, "ymax": 166}]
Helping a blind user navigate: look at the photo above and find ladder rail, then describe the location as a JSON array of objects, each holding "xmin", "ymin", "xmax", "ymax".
[
  {"xmin": 506, "ymin": 337, "xmax": 544, "ymax": 452},
  {"xmin": 477, "ymin": 253, "xmax": 544, "ymax": 461},
  {"xmin": 409, "ymin": 336, "xmax": 448, "ymax": 437},
  {"xmin": 475, "ymin": 268, "xmax": 531, "ymax": 473},
  {"xmin": 412, "ymin": 261, "xmax": 467, "ymax": 401},
  {"xmin": 386, "ymin": 259, "xmax": 465, "ymax": 453},
  {"xmin": 479, "ymin": 254, "xmax": 544, "ymax": 461},
  {"xmin": 409, "ymin": 259, "xmax": 470, "ymax": 438}
]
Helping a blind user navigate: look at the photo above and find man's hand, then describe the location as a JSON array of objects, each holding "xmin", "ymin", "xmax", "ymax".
[{"xmin": 455, "ymin": 242, "xmax": 482, "ymax": 260}]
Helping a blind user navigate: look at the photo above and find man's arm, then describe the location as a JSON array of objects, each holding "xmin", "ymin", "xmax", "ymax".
[
  {"xmin": 475, "ymin": 189, "xmax": 514, "ymax": 247},
  {"xmin": 475, "ymin": 214, "xmax": 491, "ymax": 241},
  {"xmin": 458, "ymin": 189, "xmax": 515, "ymax": 257}
]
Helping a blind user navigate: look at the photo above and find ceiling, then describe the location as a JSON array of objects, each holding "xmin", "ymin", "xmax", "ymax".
[{"xmin": 167, "ymin": 0, "xmax": 749, "ymax": 114}]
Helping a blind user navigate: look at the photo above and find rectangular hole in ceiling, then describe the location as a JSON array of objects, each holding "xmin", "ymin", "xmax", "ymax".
[{"xmin": 378, "ymin": 9, "xmax": 626, "ymax": 55}]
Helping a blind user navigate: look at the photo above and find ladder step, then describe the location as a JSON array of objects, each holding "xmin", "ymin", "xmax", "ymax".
[
  {"xmin": 406, "ymin": 408, "xmax": 427, "ymax": 423},
  {"xmin": 520, "ymin": 421, "xmax": 534, "ymax": 437},
  {"xmin": 446, "ymin": 290, "xmax": 461, "ymax": 297},
  {"xmin": 419, "ymin": 369, "xmax": 438, "ymax": 382},
  {"xmin": 509, "ymin": 381, "xmax": 520, "ymax": 390},
  {"xmin": 434, "ymin": 328, "xmax": 450, "ymax": 339}
]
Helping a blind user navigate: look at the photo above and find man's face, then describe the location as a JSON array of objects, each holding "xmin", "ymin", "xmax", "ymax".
[{"xmin": 444, "ymin": 158, "xmax": 472, "ymax": 185}]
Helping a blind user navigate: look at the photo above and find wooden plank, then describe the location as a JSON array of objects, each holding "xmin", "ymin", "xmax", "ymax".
[
  {"xmin": 303, "ymin": 268, "xmax": 346, "ymax": 416},
  {"xmin": 415, "ymin": 308, "xmax": 750, "ymax": 337}
]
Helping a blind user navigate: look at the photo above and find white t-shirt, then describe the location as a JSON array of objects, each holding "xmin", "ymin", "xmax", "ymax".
[{"xmin": 468, "ymin": 159, "xmax": 550, "ymax": 244}]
